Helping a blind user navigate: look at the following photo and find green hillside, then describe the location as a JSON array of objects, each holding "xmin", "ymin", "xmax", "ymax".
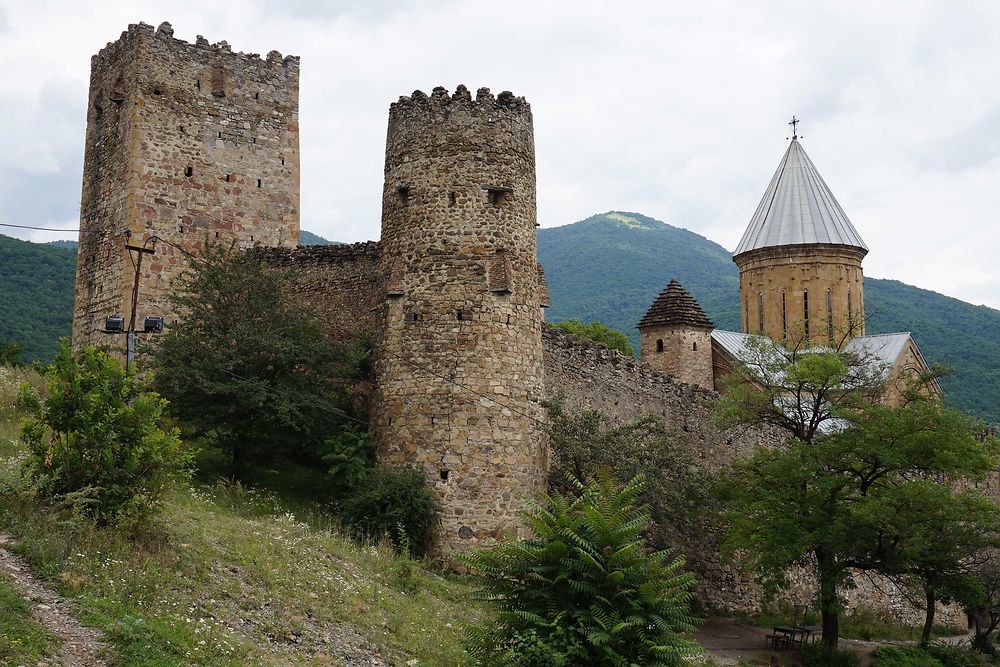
[
  {"xmin": 0, "ymin": 234, "xmax": 76, "ymax": 363},
  {"xmin": 3, "ymin": 215, "xmax": 999, "ymax": 423},
  {"xmin": 538, "ymin": 211, "xmax": 1000, "ymax": 425}
]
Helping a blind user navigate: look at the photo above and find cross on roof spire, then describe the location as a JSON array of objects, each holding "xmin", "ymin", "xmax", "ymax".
[{"xmin": 788, "ymin": 115, "xmax": 800, "ymax": 140}]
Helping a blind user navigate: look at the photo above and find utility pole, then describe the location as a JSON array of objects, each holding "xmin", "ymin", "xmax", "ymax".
[{"xmin": 125, "ymin": 234, "xmax": 157, "ymax": 370}]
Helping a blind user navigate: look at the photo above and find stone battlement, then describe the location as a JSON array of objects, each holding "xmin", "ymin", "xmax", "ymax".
[
  {"xmin": 254, "ymin": 241, "xmax": 381, "ymax": 266},
  {"xmin": 96, "ymin": 22, "xmax": 299, "ymax": 69},
  {"xmin": 391, "ymin": 85, "xmax": 530, "ymax": 113},
  {"xmin": 386, "ymin": 85, "xmax": 534, "ymax": 164}
]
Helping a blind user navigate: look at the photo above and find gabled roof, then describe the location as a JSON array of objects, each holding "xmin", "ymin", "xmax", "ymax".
[
  {"xmin": 844, "ymin": 333, "xmax": 913, "ymax": 373},
  {"xmin": 638, "ymin": 279, "xmax": 714, "ymax": 330},
  {"xmin": 711, "ymin": 330, "xmax": 918, "ymax": 381},
  {"xmin": 734, "ymin": 139, "xmax": 868, "ymax": 256}
]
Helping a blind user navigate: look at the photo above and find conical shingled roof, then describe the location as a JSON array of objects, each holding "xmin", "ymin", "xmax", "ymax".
[
  {"xmin": 638, "ymin": 279, "xmax": 714, "ymax": 330},
  {"xmin": 734, "ymin": 139, "xmax": 868, "ymax": 256}
]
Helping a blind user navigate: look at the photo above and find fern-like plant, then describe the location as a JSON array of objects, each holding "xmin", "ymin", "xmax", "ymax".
[{"xmin": 462, "ymin": 472, "xmax": 700, "ymax": 666}]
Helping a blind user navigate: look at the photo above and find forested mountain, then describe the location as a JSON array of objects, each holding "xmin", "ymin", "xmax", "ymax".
[
  {"xmin": 0, "ymin": 234, "xmax": 76, "ymax": 363},
  {"xmin": 538, "ymin": 212, "xmax": 1000, "ymax": 424},
  {"xmin": 3, "ymin": 214, "xmax": 999, "ymax": 423}
]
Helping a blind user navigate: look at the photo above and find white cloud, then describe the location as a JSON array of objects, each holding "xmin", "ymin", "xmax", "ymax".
[{"xmin": 1, "ymin": 0, "xmax": 999, "ymax": 307}]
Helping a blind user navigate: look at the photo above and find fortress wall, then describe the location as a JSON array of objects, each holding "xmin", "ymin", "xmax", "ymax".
[
  {"xmin": 256, "ymin": 241, "xmax": 383, "ymax": 342},
  {"xmin": 541, "ymin": 325, "xmax": 968, "ymax": 626}
]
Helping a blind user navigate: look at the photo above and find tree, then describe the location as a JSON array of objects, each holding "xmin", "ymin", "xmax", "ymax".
[
  {"xmin": 545, "ymin": 400, "xmax": 714, "ymax": 548},
  {"xmin": 0, "ymin": 341, "xmax": 23, "ymax": 366},
  {"xmin": 20, "ymin": 341, "xmax": 185, "ymax": 524},
  {"xmin": 463, "ymin": 473, "xmax": 700, "ymax": 667},
  {"xmin": 716, "ymin": 334, "xmax": 997, "ymax": 648},
  {"xmin": 873, "ymin": 482, "xmax": 1000, "ymax": 647},
  {"xmin": 550, "ymin": 319, "xmax": 635, "ymax": 356},
  {"xmin": 966, "ymin": 553, "xmax": 1000, "ymax": 653},
  {"xmin": 152, "ymin": 243, "xmax": 364, "ymax": 475}
]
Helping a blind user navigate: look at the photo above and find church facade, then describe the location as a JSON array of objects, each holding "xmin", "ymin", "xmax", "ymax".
[{"xmin": 638, "ymin": 135, "xmax": 936, "ymax": 405}]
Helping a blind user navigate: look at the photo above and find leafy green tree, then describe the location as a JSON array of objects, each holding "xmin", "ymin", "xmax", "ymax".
[
  {"xmin": 546, "ymin": 400, "xmax": 714, "ymax": 547},
  {"xmin": 966, "ymin": 553, "xmax": 1000, "ymax": 653},
  {"xmin": 717, "ymin": 335, "xmax": 996, "ymax": 648},
  {"xmin": 463, "ymin": 473, "xmax": 700, "ymax": 666},
  {"xmin": 0, "ymin": 341, "xmax": 23, "ymax": 366},
  {"xmin": 20, "ymin": 341, "xmax": 185, "ymax": 524},
  {"xmin": 870, "ymin": 479, "xmax": 1000, "ymax": 647},
  {"xmin": 152, "ymin": 243, "xmax": 363, "ymax": 475},
  {"xmin": 550, "ymin": 319, "xmax": 635, "ymax": 356}
]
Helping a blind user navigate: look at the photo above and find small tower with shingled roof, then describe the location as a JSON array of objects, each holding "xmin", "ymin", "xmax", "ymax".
[{"xmin": 638, "ymin": 278, "xmax": 715, "ymax": 390}]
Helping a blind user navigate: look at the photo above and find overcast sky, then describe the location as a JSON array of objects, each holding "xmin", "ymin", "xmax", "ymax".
[{"xmin": 2, "ymin": 1, "xmax": 999, "ymax": 308}]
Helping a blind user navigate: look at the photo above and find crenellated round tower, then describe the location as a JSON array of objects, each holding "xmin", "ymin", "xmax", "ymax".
[{"xmin": 373, "ymin": 85, "xmax": 548, "ymax": 552}]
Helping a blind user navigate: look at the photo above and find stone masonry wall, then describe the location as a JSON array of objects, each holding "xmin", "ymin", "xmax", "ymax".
[
  {"xmin": 372, "ymin": 86, "xmax": 548, "ymax": 554},
  {"xmin": 639, "ymin": 325, "xmax": 715, "ymax": 391},
  {"xmin": 542, "ymin": 325, "xmax": 968, "ymax": 627},
  {"xmin": 73, "ymin": 21, "xmax": 299, "ymax": 351},
  {"xmin": 255, "ymin": 242, "xmax": 383, "ymax": 343},
  {"xmin": 736, "ymin": 244, "xmax": 866, "ymax": 345}
]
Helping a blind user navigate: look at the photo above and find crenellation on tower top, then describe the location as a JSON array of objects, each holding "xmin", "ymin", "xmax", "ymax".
[{"xmin": 390, "ymin": 85, "xmax": 529, "ymax": 113}]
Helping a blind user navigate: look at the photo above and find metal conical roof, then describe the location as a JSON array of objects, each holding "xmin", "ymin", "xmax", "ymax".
[
  {"xmin": 638, "ymin": 279, "xmax": 714, "ymax": 330},
  {"xmin": 734, "ymin": 139, "xmax": 868, "ymax": 256}
]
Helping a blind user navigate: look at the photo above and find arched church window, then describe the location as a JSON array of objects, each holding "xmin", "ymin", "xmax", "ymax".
[
  {"xmin": 656, "ymin": 339, "xmax": 664, "ymax": 353},
  {"xmin": 744, "ymin": 298, "xmax": 749, "ymax": 332},
  {"xmin": 757, "ymin": 292, "xmax": 764, "ymax": 333},
  {"xmin": 827, "ymin": 289, "xmax": 834, "ymax": 341},
  {"xmin": 781, "ymin": 290, "xmax": 787, "ymax": 340},
  {"xmin": 803, "ymin": 289, "xmax": 810, "ymax": 339},
  {"xmin": 692, "ymin": 342, "xmax": 698, "ymax": 351}
]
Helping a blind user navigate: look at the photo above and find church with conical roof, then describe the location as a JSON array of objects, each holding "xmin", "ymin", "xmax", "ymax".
[{"xmin": 639, "ymin": 131, "xmax": 935, "ymax": 403}]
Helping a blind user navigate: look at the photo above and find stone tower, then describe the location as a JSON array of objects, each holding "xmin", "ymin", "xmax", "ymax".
[
  {"xmin": 733, "ymin": 137, "xmax": 867, "ymax": 346},
  {"xmin": 72, "ymin": 22, "xmax": 300, "ymax": 350},
  {"xmin": 373, "ymin": 85, "xmax": 548, "ymax": 552},
  {"xmin": 638, "ymin": 279, "xmax": 715, "ymax": 390}
]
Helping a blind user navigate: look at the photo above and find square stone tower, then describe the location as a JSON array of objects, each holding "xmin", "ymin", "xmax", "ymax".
[{"xmin": 72, "ymin": 21, "xmax": 300, "ymax": 349}]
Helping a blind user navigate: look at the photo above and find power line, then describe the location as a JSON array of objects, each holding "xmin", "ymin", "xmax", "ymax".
[{"xmin": 0, "ymin": 222, "xmax": 83, "ymax": 233}]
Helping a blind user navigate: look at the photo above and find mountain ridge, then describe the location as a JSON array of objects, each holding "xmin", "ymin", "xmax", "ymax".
[
  {"xmin": 2, "ymin": 214, "xmax": 998, "ymax": 423},
  {"xmin": 537, "ymin": 211, "xmax": 1000, "ymax": 424}
]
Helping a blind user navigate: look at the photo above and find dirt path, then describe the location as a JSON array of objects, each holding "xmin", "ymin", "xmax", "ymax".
[
  {"xmin": 696, "ymin": 617, "xmax": 976, "ymax": 666},
  {"xmin": 0, "ymin": 533, "xmax": 109, "ymax": 667}
]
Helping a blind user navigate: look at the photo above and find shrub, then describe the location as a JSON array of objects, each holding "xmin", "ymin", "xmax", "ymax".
[
  {"xmin": 463, "ymin": 473, "xmax": 700, "ymax": 667},
  {"xmin": 549, "ymin": 319, "xmax": 635, "ymax": 356},
  {"xmin": 325, "ymin": 426, "xmax": 375, "ymax": 498},
  {"xmin": 925, "ymin": 642, "xmax": 980, "ymax": 667},
  {"xmin": 800, "ymin": 643, "xmax": 862, "ymax": 667},
  {"xmin": 338, "ymin": 468, "xmax": 440, "ymax": 558},
  {"xmin": 20, "ymin": 341, "xmax": 186, "ymax": 525},
  {"xmin": 870, "ymin": 646, "xmax": 943, "ymax": 667}
]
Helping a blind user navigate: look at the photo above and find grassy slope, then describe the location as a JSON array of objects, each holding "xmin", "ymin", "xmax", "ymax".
[
  {"xmin": 0, "ymin": 371, "xmax": 483, "ymax": 666},
  {"xmin": 538, "ymin": 211, "xmax": 1000, "ymax": 424}
]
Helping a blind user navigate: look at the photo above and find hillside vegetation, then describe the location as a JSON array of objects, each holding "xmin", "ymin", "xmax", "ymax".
[
  {"xmin": 3, "ymin": 212, "xmax": 999, "ymax": 422},
  {"xmin": 0, "ymin": 234, "xmax": 76, "ymax": 363},
  {"xmin": 538, "ymin": 211, "xmax": 1000, "ymax": 424},
  {"xmin": 0, "ymin": 364, "xmax": 482, "ymax": 665}
]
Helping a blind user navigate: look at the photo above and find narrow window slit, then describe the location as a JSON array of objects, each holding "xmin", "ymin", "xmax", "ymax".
[
  {"xmin": 397, "ymin": 185, "xmax": 411, "ymax": 205},
  {"xmin": 185, "ymin": 166, "xmax": 193, "ymax": 177}
]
